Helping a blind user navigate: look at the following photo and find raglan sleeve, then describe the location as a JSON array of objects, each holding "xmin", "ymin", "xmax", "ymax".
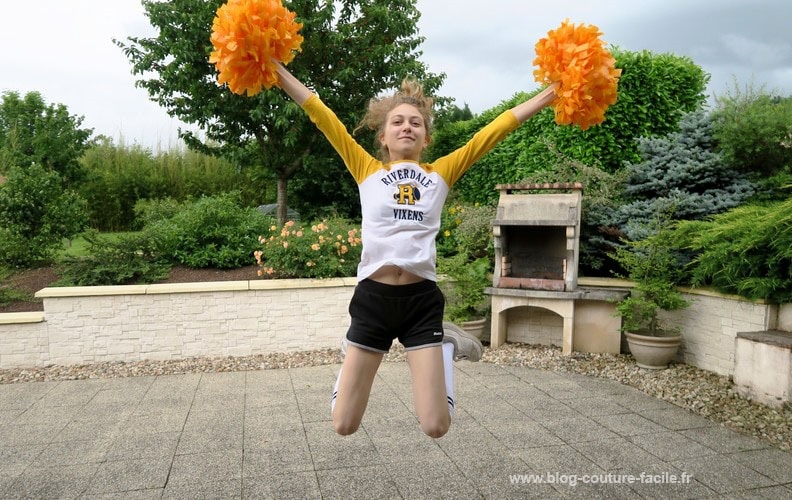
[
  {"xmin": 432, "ymin": 110, "xmax": 520, "ymax": 187},
  {"xmin": 301, "ymin": 95, "xmax": 378, "ymax": 184}
]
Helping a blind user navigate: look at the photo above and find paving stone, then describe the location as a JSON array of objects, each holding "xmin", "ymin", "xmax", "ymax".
[
  {"xmin": 673, "ymin": 454, "xmax": 777, "ymax": 494},
  {"xmin": 243, "ymin": 472, "xmax": 321, "ymax": 499},
  {"xmin": 85, "ymin": 457, "xmax": 172, "ymax": 494},
  {"xmin": 4, "ymin": 463, "xmax": 98, "ymax": 499},
  {"xmin": 628, "ymin": 431, "xmax": 718, "ymax": 461},
  {"xmin": 315, "ymin": 464, "xmax": 401, "ymax": 499},
  {"xmin": 0, "ymin": 363, "xmax": 790, "ymax": 499}
]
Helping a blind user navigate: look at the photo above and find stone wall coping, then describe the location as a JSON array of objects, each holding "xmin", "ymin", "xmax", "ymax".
[
  {"xmin": 34, "ymin": 277, "xmax": 359, "ymax": 300},
  {"xmin": 35, "ymin": 284, "xmax": 149, "ymax": 298},
  {"xmin": 0, "ymin": 312, "xmax": 45, "ymax": 324},
  {"xmin": 249, "ymin": 277, "xmax": 357, "ymax": 290},
  {"xmin": 146, "ymin": 281, "xmax": 250, "ymax": 294},
  {"xmin": 28, "ymin": 276, "xmax": 770, "ymax": 303},
  {"xmin": 737, "ymin": 330, "xmax": 792, "ymax": 348},
  {"xmin": 580, "ymin": 277, "xmax": 769, "ymax": 305}
]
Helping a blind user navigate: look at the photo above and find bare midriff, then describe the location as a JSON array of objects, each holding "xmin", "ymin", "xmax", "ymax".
[{"xmin": 368, "ymin": 265, "xmax": 424, "ymax": 285}]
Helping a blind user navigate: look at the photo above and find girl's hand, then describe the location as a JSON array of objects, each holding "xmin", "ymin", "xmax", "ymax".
[{"xmin": 511, "ymin": 82, "xmax": 559, "ymax": 124}]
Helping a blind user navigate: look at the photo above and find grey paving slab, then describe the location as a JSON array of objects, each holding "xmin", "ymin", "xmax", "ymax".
[
  {"xmin": 628, "ymin": 430, "xmax": 719, "ymax": 461},
  {"xmin": 243, "ymin": 472, "xmax": 321, "ymax": 499},
  {"xmin": 84, "ymin": 456, "xmax": 172, "ymax": 495},
  {"xmin": 0, "ymin": 361, "xmax": 790, "ymax": 500},
  {"xmin": 637, "ymin": 404, "xmax": 715, "ymax": 430},
  {"xmin": 673, "ymin": 454, "xmax": 778, "ymax": 494}
]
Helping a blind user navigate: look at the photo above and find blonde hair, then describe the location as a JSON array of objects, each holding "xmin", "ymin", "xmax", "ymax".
[{"xmin": 355, "ymin": 77, "xmax": 434, "ymax": 161}]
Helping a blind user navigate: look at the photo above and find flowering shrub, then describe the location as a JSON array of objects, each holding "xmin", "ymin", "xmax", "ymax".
[
  {"xmin": 255, "ymin": 218, "xmax": 362, "ymax": 279},
  {"xmin": 437, "ymin": 201, "xmax": 496, "ymax": 322},
  {"xmin": 437, "ymin": 201, "xmax": 496, "ymax": 260}
]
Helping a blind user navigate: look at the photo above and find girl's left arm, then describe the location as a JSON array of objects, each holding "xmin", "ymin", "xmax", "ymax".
[
  {"xmin": 509, "ymin": 83, "xmax": 558, "ymax": 124},
  {"xmin": 274, "ymin": 62, "xmax": 313, "ymax": 106}
]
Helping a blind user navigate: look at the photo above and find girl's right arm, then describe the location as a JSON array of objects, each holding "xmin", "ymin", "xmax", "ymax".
[
  {"xmin": 272, "ymin": 62, "xmax": 380, "ymax": 183},
  {"xmin": 274, "ymin": 62, "xmax": 313, "ymax": 105}
]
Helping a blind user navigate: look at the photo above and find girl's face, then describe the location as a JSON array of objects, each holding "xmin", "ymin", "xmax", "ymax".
[{"xmin": 379, "ymin": 103, "xmax": 430, "ymax": 162}]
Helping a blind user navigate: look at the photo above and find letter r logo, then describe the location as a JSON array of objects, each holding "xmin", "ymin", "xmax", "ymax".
[{"xmin": 394, "ymin": 184, "xmax": 416, "ymax": 205}]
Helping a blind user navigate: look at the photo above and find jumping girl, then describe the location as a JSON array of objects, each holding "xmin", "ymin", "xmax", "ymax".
[{"xmin": 275, "ymin": 62, "xmax": 557, "ymax": 438}]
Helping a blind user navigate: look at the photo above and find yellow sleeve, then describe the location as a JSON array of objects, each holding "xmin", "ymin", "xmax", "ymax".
[
  {"xmin": 431, "ymin": 111, "xmax": 520, "ymax": 186},
  {"xmin": 301, "ymin": 95, "xmax": 382, "ymax": 185}
]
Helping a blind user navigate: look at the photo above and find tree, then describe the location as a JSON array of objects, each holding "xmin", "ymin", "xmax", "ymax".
[
  {"xmin": 612, "ymin": 110, "xmax": 756, "ymax": 241},
  {"xmin": 435, "ymin": 102, "xmax": 474, "ymax": 128},
  {"xmin": 115, "ymin": 0, "xmax": 443, "ymax": 222},
  {"xmin": 0, "ymin": 164, "xmax": 89, "ymax": 267},
  {"xmin": 711, "ymin": 84, "xmax": 792, "ymax": 199},
  {"xmin": 0, "ymin": 91, "xmax": 93, "ymax": 185}
]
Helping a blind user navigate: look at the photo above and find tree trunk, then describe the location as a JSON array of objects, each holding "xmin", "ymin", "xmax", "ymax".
[{"xmin": 276, "ymin": 176, "xmax": 288, "ymax": 225}]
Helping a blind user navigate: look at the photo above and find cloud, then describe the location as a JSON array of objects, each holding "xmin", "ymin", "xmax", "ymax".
[
  {"xmin": 2, "ymin": 0, "xmax": 790, "ymax": 149},
  {"xmin": 720, "ymin": 34, "xmax": 792, "ymax": 69}
]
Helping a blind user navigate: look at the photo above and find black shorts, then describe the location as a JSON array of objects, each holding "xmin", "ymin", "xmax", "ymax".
[{"xmin": 346, "ymin": 278, "xmax": 445, "ymax": 353}]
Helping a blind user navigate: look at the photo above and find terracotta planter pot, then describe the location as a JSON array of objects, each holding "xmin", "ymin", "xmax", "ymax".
[
  {"xmin": 625, "ymin": 331, "xmax": 682, "ymax": 369},
  {"xmin": 461, "ymin": 318, "xmax": 487, "ymax": 340}
]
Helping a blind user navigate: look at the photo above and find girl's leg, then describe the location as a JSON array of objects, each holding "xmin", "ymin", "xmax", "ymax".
[
  {"xmin": 332, "ymin": 345, "xmax": 383, "ymax": 436},
  {"xmin": 406, "ymin": 345, "xmax": 451, "ymax": 438}
]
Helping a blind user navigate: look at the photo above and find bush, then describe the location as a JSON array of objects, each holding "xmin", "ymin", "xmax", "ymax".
[
  {"xmin": 0, "ymin": 164, "xmax": 88, "ymax": 267},
  {"xmin": 437, "ymin": 200, "xmax": 495, "ymax": 260},
  {"xmin": 712, "ymin": 87, "xmax": 792, "ymax": 179},
  {"xmin": 612, "ymin": 110, "xmax": 755, "ymax": 242},
  {"xmin": 439, "ymin": 49, "xmax": 708, "ymax": 205},
  {"xmin": 672, "ymin": 197, "xmax": 792, "ymax": 303},
  {"xmin": 56, "ymin": 231, "xmax": 171, "ymax": 286},
  {"xmin": 133, "ymin": 197, "xmax": 181, "ymax": 229},
  {"xmin": 610, "ymin": 215, "xmax": 690, "ymax": 335},
  {"xmin": 438, "ymin": 255, "xmax": 491, "ymax": 323},
  {"xmin": 79, "ymin": 140, "xmax": 247, "ymax": 231},
  {"xmin": 256, "ymin": 218, "xmax": 361, "ymax": 278},
  {"xmin": 149, "ymin": 193, "xmax": 273, "ymax": 269},
  {"xmin": 0, "ymin": 266, "xmax": 33, "ymax": 306}
]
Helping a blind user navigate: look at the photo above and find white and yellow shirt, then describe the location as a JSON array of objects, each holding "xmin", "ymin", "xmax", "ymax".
[{"xmin": 302, "ymin": 95, "xmax": 518, "ymax": 282}]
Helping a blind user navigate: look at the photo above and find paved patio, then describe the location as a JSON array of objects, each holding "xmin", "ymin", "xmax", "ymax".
[{"xmin": 1, "ymin": 360, "xmax": 790, "ymax": 499}]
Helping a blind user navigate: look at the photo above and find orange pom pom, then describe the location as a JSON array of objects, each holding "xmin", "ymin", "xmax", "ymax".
[
  {"xmin": 209, "ymin": 0, "xmax": 304, "ymax": 96},
  {"xmin": 533, "ymin": 19, "xmax": 621, "ymax": 130}
]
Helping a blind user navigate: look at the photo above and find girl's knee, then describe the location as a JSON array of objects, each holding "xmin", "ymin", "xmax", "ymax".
[
  {"xmin": 420, "ymin": 418, "xmax": 450, "ymax": 439},
  {"xmin": 333, "ymin": 415, "xmax": 361, "ymax": 436}
]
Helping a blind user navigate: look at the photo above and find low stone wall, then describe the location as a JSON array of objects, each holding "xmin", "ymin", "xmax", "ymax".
[
  {"xmin": 0, "ymin": 278, "xmax": 356, "ymax": 369},
  {"xmin": 486, "ymin": 281, "xmax": 781, "ymax": 378},
  {"xmin": 662, "ymin": 289, "xmax": 779, "ymax": 377},
  {"xmin": 733, "ymin": 330, "xmax": 791, "ymax": 407},
  {"xmin": 0, "ymin": 278, "xmax": 783, "ymax": 376}
]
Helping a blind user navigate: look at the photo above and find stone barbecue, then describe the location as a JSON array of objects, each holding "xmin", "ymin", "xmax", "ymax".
[
  {"xmin": 491, "ymin": 183, "xmax": 582, "ymax": 292},
  {"xmin": 486, "ymin": 182, "xmax": 628, "ymax": 355}
]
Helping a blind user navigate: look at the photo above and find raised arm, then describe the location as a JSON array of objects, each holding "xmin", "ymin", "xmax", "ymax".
[
  {"xmin": 274, "ymin": 62, "xmax": 313, "ymax": 105},
  {"xmin": 509, "ymin": 82, "xmax": 559, "ymax": 124}
]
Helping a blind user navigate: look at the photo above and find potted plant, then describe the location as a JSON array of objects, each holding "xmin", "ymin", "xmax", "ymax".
[
  {"xmin": 437, "ymin": 201, "xmax": 496, "ymax": 339},
  {"xmin": 440, "ymin": 254, "xmax": 491, "ymax": 338},
  {"xmin": 612, "ymin": 222, "xmax": 690, "ymax": 369}
]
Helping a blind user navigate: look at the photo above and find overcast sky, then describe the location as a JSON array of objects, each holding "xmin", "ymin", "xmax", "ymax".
[{"xmin": 2, "ymin": 0, "xmax": 790, "ymax": 150}]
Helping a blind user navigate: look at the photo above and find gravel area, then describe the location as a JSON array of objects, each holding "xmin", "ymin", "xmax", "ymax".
[{"xmin": 1, "ymin": 343, "xmax": 789, "ymax": 452}]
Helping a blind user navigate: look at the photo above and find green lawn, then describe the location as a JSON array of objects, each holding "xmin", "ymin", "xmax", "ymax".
[{"xmin": 59, "ymin": 232, "xmax": 138, "ymax": 258}]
